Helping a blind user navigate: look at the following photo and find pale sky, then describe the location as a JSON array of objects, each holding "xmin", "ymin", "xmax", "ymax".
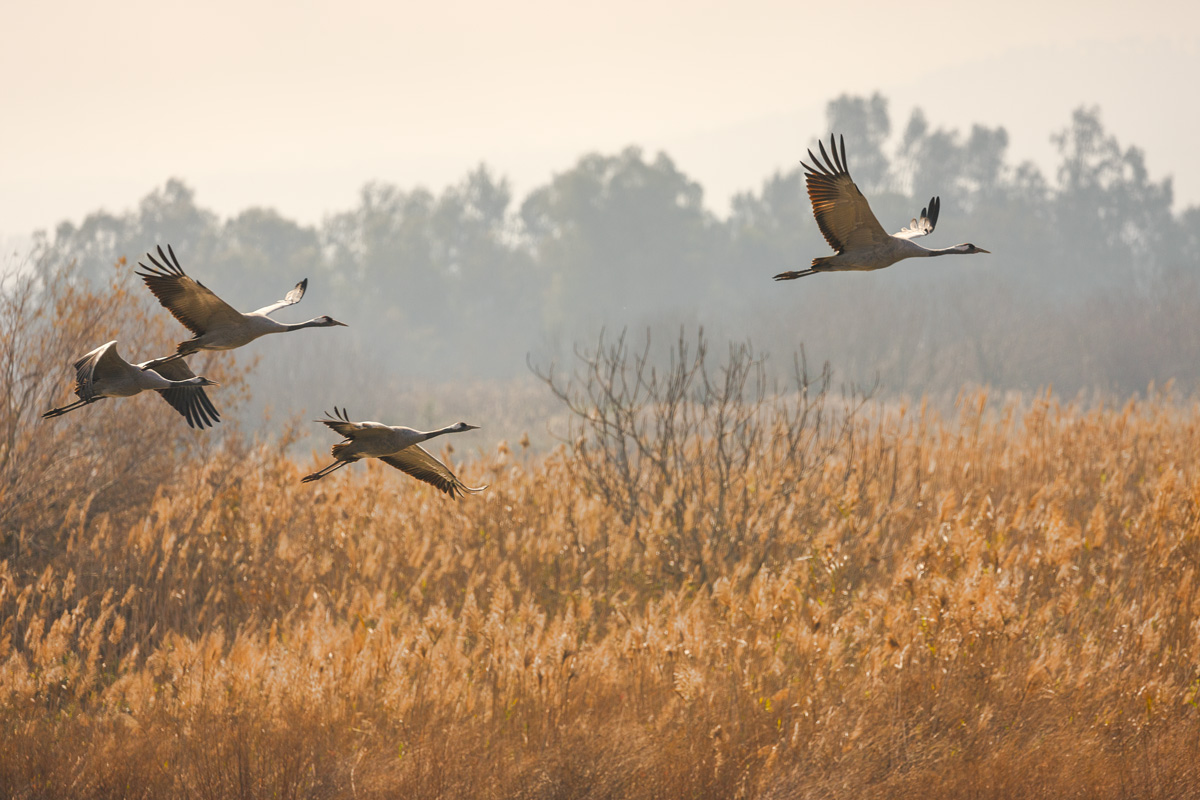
[{"xmin": 3, "ymin": 0, "xmax": 1198, "ymax": 247}]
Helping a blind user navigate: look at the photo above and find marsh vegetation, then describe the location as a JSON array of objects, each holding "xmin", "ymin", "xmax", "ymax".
[{"xmin": 2, "ymin": 264, "xmax": 1198, "ymax": 798}]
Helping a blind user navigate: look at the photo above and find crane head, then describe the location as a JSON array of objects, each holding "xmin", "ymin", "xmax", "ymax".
[
  {"xmin": 962, "ymin": 243, "xmax": 990, "ymax": 254},
  {"xmin": 316, "ymin": 315, "xmax": 349, "ymax": 327}
]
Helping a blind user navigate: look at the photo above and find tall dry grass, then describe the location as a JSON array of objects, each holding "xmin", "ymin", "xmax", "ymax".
[{"xmin": 1, "ymin": 264, "xmax": 1199, "ymax": 799}]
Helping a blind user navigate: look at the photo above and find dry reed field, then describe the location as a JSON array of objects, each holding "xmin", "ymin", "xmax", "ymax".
[{"xmin": 2, "ymin": 262, "xmax": 1199, "ymax": 799}]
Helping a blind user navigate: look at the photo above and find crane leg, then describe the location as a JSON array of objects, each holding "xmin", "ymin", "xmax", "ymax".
[
  {"xmin": 42, "ymin": 398, "xmax": 95, "ymax": 419},
  {"xmin": 301, "ymin": 459, "xmax": 350, "ymax": 483},
  {"xmin": 773, "ymin": 268, "xmax": 819, "ymax": 281},
  {"xmin": 141, "ymin": 352, "xmax": 187, "ymax": 371}
]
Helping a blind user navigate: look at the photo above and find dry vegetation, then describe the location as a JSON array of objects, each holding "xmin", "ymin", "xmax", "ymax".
[{"xmin": 2, "ymin": 261, "xmax": 1199, "ymax": 799}]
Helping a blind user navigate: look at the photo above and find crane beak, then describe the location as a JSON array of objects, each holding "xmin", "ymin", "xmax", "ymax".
[{"xmin": 977, "ymin": 248, "xmax": 991, "ymax": 254}]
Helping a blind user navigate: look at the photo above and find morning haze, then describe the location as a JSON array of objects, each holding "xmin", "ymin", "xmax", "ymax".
[
  {"xmin": 25, "ymin": 93, "xmax": 1200, "ymax": 439},
  {"xmin": 5, "ymin": 2, "xmax": 1200, "ymax": 796}
]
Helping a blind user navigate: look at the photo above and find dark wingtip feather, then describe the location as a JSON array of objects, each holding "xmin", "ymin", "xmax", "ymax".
[
  {"xmin": 137, "ymin": 244, "xmax": 184, "ymax": 277},
  {"xmin": 817, "ymin": 139, "xmax": 831, "ymax": 173},
  {"xmin": 197, "ymin": 389, "xmax": 220, "ymax": 428},
  {"xmin": 805, "ymin": 149, "xmax": 830, "ymax": 176},
  {"xmin": 828, "ymin": 134, "xmax": 844, "ymax": 174}
]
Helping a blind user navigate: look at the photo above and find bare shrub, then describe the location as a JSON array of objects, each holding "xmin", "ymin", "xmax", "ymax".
[{"xmin": 532, "ymin": 327, "xmax": 867, "ymax": 584}]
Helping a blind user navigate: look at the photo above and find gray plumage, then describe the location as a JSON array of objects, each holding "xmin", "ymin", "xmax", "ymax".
[
  {"xmin": 136, "ymin": 244, "xmax": 347, "ymax": 367},
  {"xmin": 774, "ymin": 134, "xmax": 989, "ymax": 281},
  {"xmin": 301, "ymin": 407, "xmax": 486, "ymax": 498},
  {"xmin": 42, "ymin": 340, "xmax": 220, "ymax": 429}
]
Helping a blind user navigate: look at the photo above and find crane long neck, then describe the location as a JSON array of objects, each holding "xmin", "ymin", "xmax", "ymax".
[
  {"xmin": 922, "ymin": 244, "xmax": 971, "ymax": 257},
  {"xmin": 141, "ymin": 368, "xmax": 206, "ymax": 389},
  {"xmin": 281, "ymin": 318, "xmax": 327, "ymax": 331},
  {"xmin": 421, "ymin": 425, "xmax": 462, "ymax": 441}
]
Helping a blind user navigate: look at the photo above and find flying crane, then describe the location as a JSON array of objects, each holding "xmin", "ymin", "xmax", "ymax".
[{"xmin": 774, "ymin": 135, "xmax": 989, "ymax": 281}]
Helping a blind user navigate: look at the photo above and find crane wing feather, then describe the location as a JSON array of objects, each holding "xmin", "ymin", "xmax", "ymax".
[
  {"xmin": 315, "ymin": 408, "xmax": 393, "ymax": 441},
  {"xmin": 152, "ymin": 358, "xmax": 220, "ymax": 429},
  {"xmin": 147, "ymin": 357, "xmax": 199, "ymax": 382},
  {"xmin": 379, "ymin": 445, "xmax": 486, "ymax": 499},
  {"xmin": 804, "ymin": 134, "xmax": 890, "ymax": 253},
  {"xmin": 136, "ymin": 245, "xmax": 244, "ymax": 335},
  {"xmin": 320, "ymin": 418, "xmax": 392, "ymax": 439},
  {"xmin": 72, "ymin": 341, "xmax": 121, "ymax": 401},
  {"xmin": 894, "ymin": 196, "xmax": 941, "ymax": 240},
  {"xmin": 158, "ymin": 383, "xmax": 220, "ymax": 429},
  {"xmin": 250, "ymin": 279, "xmax": 308, "ymax": 317}
]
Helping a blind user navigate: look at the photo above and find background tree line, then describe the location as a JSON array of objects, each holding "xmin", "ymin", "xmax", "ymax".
[{"xmin": 32, "ymin": 93, "xmax": 1200, "ymax": 428}]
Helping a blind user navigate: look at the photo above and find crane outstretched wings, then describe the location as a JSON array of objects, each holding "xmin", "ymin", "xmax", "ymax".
[
  {"xmin": 801, "ymin": 134, "xmax": 890, "ymax": 253},
  {"xmin": 136, "ymin": 245, "xmax": 243, "ymax": 335},
  {"xmin": 380, "ymin": 446, "xmax": 486, "ymax": 499}
]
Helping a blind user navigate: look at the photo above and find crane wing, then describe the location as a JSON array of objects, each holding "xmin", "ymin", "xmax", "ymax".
[
  {"xmin": 151, "ymin": 358, "xmax": 221, "ymax": 429},
  {"xmin": 315, "ymin": 407, "xmax": 389, "ymax": 441},
  {"xmin": 802, "ymin": 135, "xmax": 890, "ymax": 253},
  {"xmin": 136, "ymin": 245, "xmax": 244, "ymax": 336},
  {"xmin": 71, "ymin": 340, "xmax": 122, "ymax": 401},
  {"xmin": 893, "ymin": 196, "xmax": 941, "ymax": 240},
  {"xmin": 379, "ymin": 445, "xmax": 487, "ymax": 499},
  {"xmin": 250, "ymin": 279, "xmax": 308, "ymax": 317}
]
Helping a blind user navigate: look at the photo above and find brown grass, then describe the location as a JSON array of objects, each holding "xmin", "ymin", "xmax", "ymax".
[{"xmin": 1, "ymin": 263, "xmax": 1199, "ymax": 799}]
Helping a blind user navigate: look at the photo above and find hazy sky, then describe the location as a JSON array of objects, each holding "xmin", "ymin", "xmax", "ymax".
[{"xmin": 3, "ymin": 0, "xmax": 1197, "ymax": 246}]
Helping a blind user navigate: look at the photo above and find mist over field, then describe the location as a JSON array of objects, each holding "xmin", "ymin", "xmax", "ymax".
[
  {"xmin": 16, "ymin": 94, "xmax": 1200, "ymax": 441},
  {"xmin": 3, "ymin": 90, "xmax": 1200, "ymax": 799}
]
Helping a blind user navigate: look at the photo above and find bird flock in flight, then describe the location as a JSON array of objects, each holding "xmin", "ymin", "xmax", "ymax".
[{"xmin": 43, "ymin": 135, "xmax": 987, "ymax": 499}]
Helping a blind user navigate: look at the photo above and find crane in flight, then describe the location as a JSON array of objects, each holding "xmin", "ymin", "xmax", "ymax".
[
  {"xmin": 774, "ymin": 135, "xmax": 989, "ymax": 281},
  {"xmin": 301, "ymin": 407, "xmax": 486, "ymax": 498},
  {"xmin": 136, "ymin": 245, "xmax": 347, "ymax": 367},
  {"xmin": 42, "ymin": 340, "xmax": 220, "ymax": 429}
]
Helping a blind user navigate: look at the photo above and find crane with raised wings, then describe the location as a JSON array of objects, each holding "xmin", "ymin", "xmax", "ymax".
[
  {"xmin": 774, "ymin": 135, "xmax": 989, "ymax": 280},
  {"xmin": 136, "ymin": 245, "xmax": 347, "ymax": 367}
]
